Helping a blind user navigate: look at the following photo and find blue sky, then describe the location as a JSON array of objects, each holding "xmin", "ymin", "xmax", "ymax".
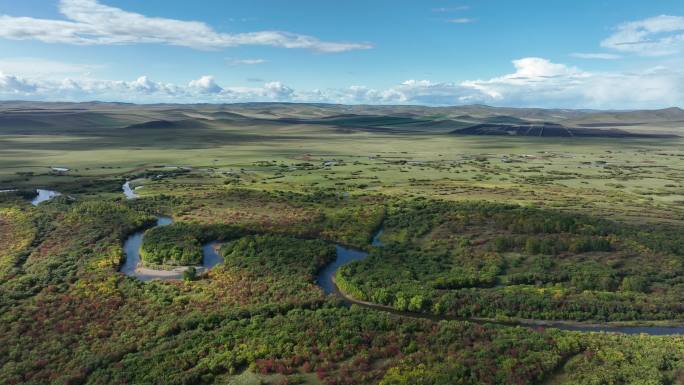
[{"xmin": 1, "ymin": 0, "xmax": 684, "ymax": 108}]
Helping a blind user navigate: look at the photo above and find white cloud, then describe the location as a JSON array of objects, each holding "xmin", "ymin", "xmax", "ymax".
[
  {"xmin": 46, "ymin": 75, "xmax": 181, "ymax": 99},
  {"xmin": 263, "ymin": 81, "xmax": 294, "ymax": 99},
  {"xmin": 0, "ymin": 0, "xmax": 372, "ymax": 53},
  {"xmin": 188, "ymin": 76, "xmax": 223, "ymax": 94},
  {"xmin": 570, "ymin": 52, "xmax": 621, "ymax": 60},
  {"xmin": 129, "ymin": 76, "xmax": 162, "ymax": 93},
  {"xmin": 386, "ymin": 80, "xmax": 468, "ymax": 104},
  {"xmin": 508, "ymin": 57, "xmax": 581, "ymax": 78},
  {"xmin": 0, "ymin": 74, "xmax": 293, "ymax": 103},
  {"xmin": 460, "ymin": 58, "xmax": 684, "ymax": 109},
  {"xmin": 316, "ymin": 58, "xmax": 684, "ymax": 109},
  {"xmin": 459, "ymin": 58, "xmax": 584, "ymax": 100},
  {"xmin": 601, "ymin": 15, "xmax": 684, "ymax": 56},
  {"xmin": 2, "ymin": 58, "xmax": 684, "ymax": 109},
  {"xmin": 0, "ymin": 72, "xmax": 37, "ymax": 93},
  {"xmin": 229, "ymin": 58, "xmax": 268, "ymax": 66},
  {"xmin": 447, "ymin": 18, "xmax": 474, "ymax": 24},
  {"xmin": 432, "ymin": 6, "xmax": 470, "ymax": 12}
]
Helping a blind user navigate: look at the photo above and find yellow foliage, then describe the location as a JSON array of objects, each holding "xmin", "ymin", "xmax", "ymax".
[{"xmin": 0, "ymin": 208, "xmax": 35, "ymax": 280}]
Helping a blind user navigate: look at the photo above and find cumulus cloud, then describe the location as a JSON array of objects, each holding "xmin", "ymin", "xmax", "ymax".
[
  {"xmin": 460, "ymin": 58, "xmax": 684, "ymax": 108},
  {"xmin": 508, "ymin": 57, "xmax": 580, "ymax": 78},
  {"xmin": 189, "ymin": 76, "xmax": 223, "ymax": 94},
  {"xmin": 601, "ymin": 15, "xmax": 684, "ymax": 56},
  {"xmin": 0, "ymin": 73, "xmax": 296, "ymax": 103},
  {"xmin": 461, "ymin": 57, "xmax": 586, "ymax": 100},
  {"xmin": 320, "ymin": 58, "xmax": 684, "ymax": 109},
  {"xmin": 263, "ymin": 81, "xmax": 294, "ymax": 99},
  {"xmin": 128, "ymin": 76, "xmax": 162, "ymax": 93},
  {"xmin": 0, "ymin": 0, "xmax": 372, "ymax": 53},
  {"xmin": 2, "ymin": 58, "xmax": 684, "ymax": 109},
  {"xmin": 0, "ymin": 72, "xmax": 37, "ymax": 93}
]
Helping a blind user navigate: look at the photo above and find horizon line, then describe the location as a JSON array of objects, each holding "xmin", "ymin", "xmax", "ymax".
[{"xmin": 1, "ymin": 99, "xmax": 683, "ymax": 112}]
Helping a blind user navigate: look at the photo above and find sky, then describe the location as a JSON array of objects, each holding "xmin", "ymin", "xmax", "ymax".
[{"xmin": 1, "ymin": 0, "xmax": 684, "ymax": 108}]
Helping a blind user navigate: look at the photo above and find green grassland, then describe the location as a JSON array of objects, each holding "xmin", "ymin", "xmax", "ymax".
[
  {"xmin": 2, "ymin": 118, "xmax": 683, "ymax": 224},
  {"xmin": 2, "ymin": 102, "xmax": 684, "ymax": 385}
]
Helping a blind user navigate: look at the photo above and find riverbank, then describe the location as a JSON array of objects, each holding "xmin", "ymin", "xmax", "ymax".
[
  {"xmin": 120, "ymin": 216, "xmax": 225, "ymax": 282},
  {"xmin": 319, "ymin": 226, "xmax": 684, "ymax": 336},
  {"xmin": 332, "ymin": 275, "xmax": 684, "ymax": 335},
  {"xmin": 31, "ymin": 189, "xmax": 61, "ymax": 205},
  {"xmin": 122, "ymin": 181, "xmax": 140, "ymax": 199}
]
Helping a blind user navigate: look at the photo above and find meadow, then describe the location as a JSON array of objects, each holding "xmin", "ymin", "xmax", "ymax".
[{"xmin": 3, "ymin": 122, "xmax": 683, "ymax": 223}]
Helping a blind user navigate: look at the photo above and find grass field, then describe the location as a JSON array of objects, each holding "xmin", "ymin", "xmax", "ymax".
[{"xmin": 3, "ymin": 119, "xmax": 683, "ymax": 225}]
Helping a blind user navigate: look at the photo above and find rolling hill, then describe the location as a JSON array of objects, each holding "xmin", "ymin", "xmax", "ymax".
[{"xmin": 0, "ymin": 101, "xmax": 681, "ymax": 137}]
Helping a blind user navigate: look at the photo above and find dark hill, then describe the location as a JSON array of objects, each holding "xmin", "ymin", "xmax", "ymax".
[
  {"xmin": 210, "ymin": 111, "xmax": 250, "ymax": 120},
  {"xmin": 123, "ymin": 120, "xmax": 188, "ymax": 129},
  {"xmin": 451, "ymin": 123, "xmax": 678, "ymax": 138}
]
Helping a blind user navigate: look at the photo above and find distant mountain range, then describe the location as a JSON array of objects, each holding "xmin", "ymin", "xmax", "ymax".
[{"xmin": 0, "ymin": 101, "xmax": 682, "ymax": 138}]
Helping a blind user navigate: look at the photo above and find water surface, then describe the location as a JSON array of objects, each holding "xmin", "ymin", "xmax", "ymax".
[
  {"xmin": 318, "ymin": 245, "xmax": 369, "ymax": 295},
  {"xmin": 317, "ymin": 228, "xmax": 383, "ymax": 295},
  {"xmin": 202, "ymin": 242, "xmax": 225, "ymax": 268},
  {"xmin": 546, "ymin": 323, "xmax": 684, "ymax": 335},
  {"xmin": 31, "ymin": 189, "xmax": 61, "ymax": 205},
  {"xmin": 122, "ymin": 181, "xmax": 138, "ymax": 199},
  {"xmin": 121, "ymin": 216, "xmax": 173, "ymax": 280},
  {"xmin": 121, "ymin": 216, "xmax": 225, "ymax": 281}
]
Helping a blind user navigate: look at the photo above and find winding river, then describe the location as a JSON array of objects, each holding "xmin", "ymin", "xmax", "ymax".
[
  {"xmin": 120, "ymin": 216, "xmax": 224, "ymax": 281},
  {"xmin": 121, "ymin": 218, "xmax": 684, "ymax": 335},
  {"xmin": 314, "ymin": 228, "xmax": 684, "ymax": 336},
  {"xmin": 317, "ymin": 229, "xmax": 383, "ymax": 296},
  {"xmin": 1, "ymin": 188, "xmax": 61, "ymax": 205},
  {"xmin": 122, "ymin": 181, "xmax": 139, "ymax": 199}
]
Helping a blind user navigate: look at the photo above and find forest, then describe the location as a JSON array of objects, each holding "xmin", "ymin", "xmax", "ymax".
[
  {"xmin": 141, "ymin": 224, "xmax": 205, "ymax": 266},
  {"xmin": 1, "ymin": 188, "xmax": 684, "ymax": 385},
  {"xmin": 336, "ymin": 198, "xmax": 684, "ymax": 321},
  {"xmin": 221, "ymin": 235, "xmax": 336, "ymax": 280}
]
